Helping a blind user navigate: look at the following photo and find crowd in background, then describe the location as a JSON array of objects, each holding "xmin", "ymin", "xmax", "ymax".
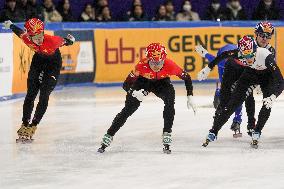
[{"xmin": 0, "ymin": 0, "xmax": 281, "ymax": 23}]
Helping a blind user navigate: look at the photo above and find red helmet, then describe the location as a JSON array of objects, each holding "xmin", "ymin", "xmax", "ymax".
[
  {"xmin": 24, "ymin": 18, "xmax": 44, "ymax": 36},
  {"xmin": 238, "ymin": 35, "xmax": 257, "ymax": 59},
  {"xmin": 145, "ymin": 43, "xmax": 167, "ymax": 62}
]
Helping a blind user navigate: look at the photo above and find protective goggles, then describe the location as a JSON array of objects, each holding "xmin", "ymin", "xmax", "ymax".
[
  {"xmin": 242, "ymin": 52, "xmax": 256, "ymax": 59},
  {"xmin": 258, "ymin": 32, "xmax": 272, "ymax": 39}
]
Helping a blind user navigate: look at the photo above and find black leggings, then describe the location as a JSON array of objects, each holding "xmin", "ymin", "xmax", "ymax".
[
  {"xmin": 107, "ymin": 81, "xmax": 175, "ymax": 136},
  {"xmin": 22, "ymin": 51, "xmax": 61, "ymax": 125},
  {"xmin": 211, "ymin": 68, "xmax": 273, "ymax": 135},
  {"xmin": 219, "ymin": 63, "xmax": 255, "ymax": 127}
]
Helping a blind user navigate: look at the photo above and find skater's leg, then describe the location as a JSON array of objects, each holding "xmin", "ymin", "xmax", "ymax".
[
  {"xmin": 254, "ymin": 82, "xmax": 272, "ymax": 133},
  {"xmin": 107, "ymin": 94, "xmax": 141, "ymax": 136},
  {"xmin": 153, "ymin": 82, "xmax": 175, "ymax": 134},
  {"xmin": 231, "ymin": 105, "xmax": 243, "ymax": 137},
  {"xmin": 213, "ymin": 64, "xmax": 223, "ymax": 109},
  {"xmin": 245, "ymin": 94, "xmax": 256, "ymax": 134},
  {"xmin": 32, "ymin": 71, "xmax": 58, "ymax": 125},
  {"xmin": 233, "ymin": 105, "xmax": 242, "ymax": 124},
  {"xmin": 98, "ymin": 94, "xmax": 141, "ymax": 152},
  {"xmin": 211, "ymin": 70, "xmax": 256, "ymax": 136},
  {"xmin": 22, "ymin": 68, "xmax": 40, "ymax": 125}
]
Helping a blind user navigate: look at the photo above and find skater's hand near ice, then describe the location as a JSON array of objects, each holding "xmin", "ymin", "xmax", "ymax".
[
  {"xmin": 262, "ymin": 94, "xmax": 276, "ymax": 109},
  {"xmin": 197, "ymin": 66, "xmax": 211, "ymax": 81},
  {"xmin": 131, "ymin": 89, "xmax": 148, "ymax": 102},
  {"xmin": 3, "ymin": 20, "xmax": 12, "ymax": 30},
  {"xmin": 187, "ymin": 95, "xmax": 197, "ymax": 115},
  {"xmin": 195, "ymin": 45, "xmax": 208, "ymax": 58}
]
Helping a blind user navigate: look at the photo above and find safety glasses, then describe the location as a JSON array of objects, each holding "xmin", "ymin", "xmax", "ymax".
[
  {"xmin": 258, "ymin": 32, "xmax": 272, "ymax": 39},
  {"xmin": 242, "ymin": 52, "xmax": 256, "ymax": 59}
]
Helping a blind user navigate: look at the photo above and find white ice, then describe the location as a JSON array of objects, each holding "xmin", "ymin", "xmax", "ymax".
[{"xmin": 1, "ymin": 83, "xmax": 284, "ymax": 189}]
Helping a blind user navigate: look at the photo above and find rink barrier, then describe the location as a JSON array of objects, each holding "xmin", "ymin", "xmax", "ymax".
[{"xmin": 1, "ymin": 21, "xmax": 284, "ymax": 100}]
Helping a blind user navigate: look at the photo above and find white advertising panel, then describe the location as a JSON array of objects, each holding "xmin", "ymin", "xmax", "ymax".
[
  {"xmin": 0, "ymin": 33, "xmax": 13, "ymax": 97},
  {"xmin": 76, "ymin": 41, "xmax": 94, "ymax": 73}
]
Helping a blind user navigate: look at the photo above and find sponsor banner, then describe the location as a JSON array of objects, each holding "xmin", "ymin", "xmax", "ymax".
[
  {"xmin": 94, "ymin": 27, "xmax": 276, "ymax": 83},
  {"xmin": 0, "ymin": 33, "xmax": 13, "ymax": 97},
  {"xmin": 54, "ymin": 30, "xmax": 96, "ymax": 84},
  {"xmin": 59, "ymin": 41, "xmax": 94, "ymax": 74},
  {"xmin": 59, "ymin": 42, "xmax": 81, "ymax": 74},
  {"xmin": 276, "ymin": 28, "xmax": 284, "ymax": 74},
  {"xmin": 76, "ymin": 41, "xmax": 95, "ymax": 73}
]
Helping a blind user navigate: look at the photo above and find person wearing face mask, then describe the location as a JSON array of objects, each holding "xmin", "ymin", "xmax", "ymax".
[
  {"xmin": 98, "ymin": 43, "xmax": 196, "ymax": 154},
  {"xmin": 252, "ymin": 0, "xmax": 280, "ymax": 20},
  {"xmin": 176, "ymin": 0, "xmax": 200, "ymax": 21},
  {"xmin": 0, "ymin": 0, "xmax": 26, "ymax": 22},
  {"xmin": 223, "ymin": 0, "xmax": 247, "ymax": 20},
  {"xmin": 198, "ymin": 36, "xmax": 284, "ymax": 149},
  {"xmin": 165, "ymin": 0, "xmax": 176, "ymax": 21},
  {"xmin": 3, "ymin": 18, "xmax": 75, "ymax": 143},
  {"xmin": 152, "ymin": 5, "xmax": 171, "ymax": 21},
  {"xmin": 204, "ymin": 0, "xmax": 226, "ymax": 21}
]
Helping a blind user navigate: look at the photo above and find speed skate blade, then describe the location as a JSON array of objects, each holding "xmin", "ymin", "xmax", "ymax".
[
  {"xmin": 233, "ymin": 133, "xmax": 242, "ymax": 138},
  {"xmin": 16, "ymin": 138, "xmax": 34, "ymax": 143}
]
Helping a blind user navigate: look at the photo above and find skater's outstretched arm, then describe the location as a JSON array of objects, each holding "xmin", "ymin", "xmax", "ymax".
[
  {"xmin": 208, "ymin": 49, "xmax": 238, "ymax": 69},
  {"xmin": 197, "ymin": 49, "xmax": 238, "ymax": 81},
  {"xmin": 3, "ymin": 20, "xmax": 25, "ymax": 37},
  {"xmin": 195, "ymin": 45, "xmax": 216, "ymax": 62},
  {"xmin": 205, "ymin": 53, "xmax": 216, "ymax": 62}
]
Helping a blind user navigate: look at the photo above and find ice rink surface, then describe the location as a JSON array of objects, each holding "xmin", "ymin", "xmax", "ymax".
[{"xmin": 1, "ymin": 83, "xmax": 284, "ymax": 189}]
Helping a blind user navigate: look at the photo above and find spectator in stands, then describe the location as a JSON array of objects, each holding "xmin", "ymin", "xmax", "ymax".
[
  {"xmin": 125, "ymin": 0, "xmax": 144, "ymax": 21},
  {"xmin": 80, "ymin": 3, "xmax": 96, "ymax": 21},
  {"xmin": 57, "ymin": 0, "xmax": 76, "ymax": 22},
  {"xmin": 42, "ymin": 0, "xmax": 62, "ymax": 22},
  {"xmin": 152, "ymin": 5, "xmax": 171, "ymax": 21},
  {"xmin": 25, "ymin": 0, "xmax": 44, "ymax": 21},
  {"xmin": 97, "ymin": 5, "xmax": 113, "ymax": 22},
  {"xmin": 252, "ymin": 0, "xmax": 280, "ymax": 20},
  {"xmin": 204, "ymin": 0, "xmax": 226, "ymax": 21},
  {"xmin": 18, "ymin": 0, "xmax": 28, "ymax": 17},
  {"xmin": 176, "ymin": 0, "xmax": 200, "ymax": 21},
  {"xmin": 94, "ymin": 0, "xmax": 108, "ymax": 16},
  {"xmin": 223, "ymin": 0, "xmax": 247, "ymax": 20},
  {"xmin": 165, "ymin": 0, "xmax": 176, "ymax": 21},
  {"xmin": 0, "ymin": 0, "xmax": 25, "ymax": 22},
  {"xmin": 128, "ymin": 5, "xmax": 148, "ymax": 21}
]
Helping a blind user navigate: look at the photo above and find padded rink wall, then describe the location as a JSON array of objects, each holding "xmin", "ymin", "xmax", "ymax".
[{"xmin": 0, "ymin": 21, "xmax": 284, "ymax": 100}]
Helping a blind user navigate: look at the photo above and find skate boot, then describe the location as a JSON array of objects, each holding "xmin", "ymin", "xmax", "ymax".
[
  {"xmin": 16, "ymin": 123, "xmax": 29, "ymax": 143},
  {"xmin": 162, "ymin": 132, "xmax": 172, "ymax": 154},
  {"xmin": 231, "ymin": 121, "xmax": 242, "ymax": 138},
  {"xmin": 19, "ymin": 125, "xmax": 37, "ymax": 143},
  {"xmin": 98, "ymin": 134, "xmax": 113, "ymax": 153},
  {"xmin": 250, "ymin": 130, "xmax": 260, "ymax": 149},
  {"xmin": 202, "ymin": 132, "xmax": 216, "ymax": 147}
]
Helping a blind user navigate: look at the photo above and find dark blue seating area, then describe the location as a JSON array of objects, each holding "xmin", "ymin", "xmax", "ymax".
[{"xmin": 0, "ymin": 0, "xmax": 284, "ymax": 20}]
